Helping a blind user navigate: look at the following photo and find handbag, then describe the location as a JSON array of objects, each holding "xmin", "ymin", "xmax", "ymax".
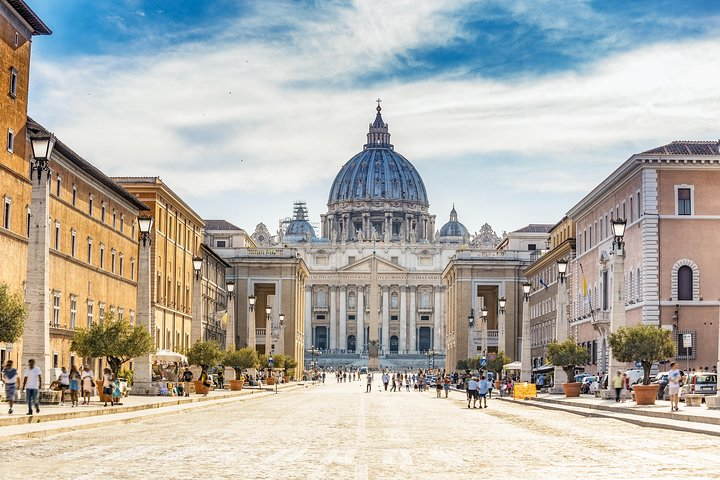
[{"xmin": 90, "ymin": 379, "xmax": 96, "ymax": 388}]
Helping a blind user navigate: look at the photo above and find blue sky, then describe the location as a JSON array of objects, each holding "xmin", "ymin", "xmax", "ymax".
[{"xmin": 25, "ymin": 0, "xmax": 720, "ymax": 236}]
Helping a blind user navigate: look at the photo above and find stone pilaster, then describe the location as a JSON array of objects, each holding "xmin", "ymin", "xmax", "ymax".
[
  {"xmin": 409, "ymin": 286, "xmax": 417, "ymax": 353},
  {"xmin": 304, "ymin": 285, "xmax": 312, "ymax": 349},
  {"xmin": 381, "ymin": 286, "xmax": 390, "ymax": 354},
  {"xmin": 399, "ymin": 286, "xmax": 407, "ymax": 353}
]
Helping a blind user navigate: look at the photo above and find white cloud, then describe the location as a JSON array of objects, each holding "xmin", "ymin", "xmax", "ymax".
[{"xmin": 28, "ymin": 1, "xmax": 720, "ymax": 235}]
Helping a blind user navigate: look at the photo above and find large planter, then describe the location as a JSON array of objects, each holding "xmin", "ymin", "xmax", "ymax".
[
  {"xmin": 193, "ymin": 380, "xmax": 210, "ymax": 395},
  {"xmin": 229, "ymin": 379, "xmax": 244, "ymax": 391},
  {"xmin": 265, "ymin": 377, "xmax": 276, "ymax": 386},
  {"xmin": 562, "ymin": 382, "xmax": 582, "ymax": 398},
  {"xmin": 283, "ymin": 375, "xmax": 290, "ymax": 384},
  {"xmin": 633, "ymin": 384, "xmax": 659, "ymax": 405}
]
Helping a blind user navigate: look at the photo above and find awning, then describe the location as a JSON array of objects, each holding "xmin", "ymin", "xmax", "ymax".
[
  {"xmin": 533, "ymin": 365, "xmax": 555, "ymax": 374},
  {"xmin": 503, "ymin": 361, "xmax": 522, "ymax": 371},
  {"xmin": 152, "ymin": 350, "xmax": 187, "ymax": 363}
]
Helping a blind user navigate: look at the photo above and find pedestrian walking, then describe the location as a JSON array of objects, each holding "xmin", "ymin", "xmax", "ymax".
[
  {"xmin": 478, "ymin": 375, "xmax": 489, "ymax": 408},
  {"xmin": 668, "ymin": 362, "xmax": 682, "ymax": 412},
  {"xmin": 217, "ymin": 368, "xmax": 224, "ymax": 390},
  {"xmin": 21, "ymin": 359, "xmax": 42, "ymax": 416},
  {"xmin": 435, "ymin": 377, "xmax": 443, "ymax": 398},
  {"xmin": 467, "ymin": 376, "xmax": 479, "ymax": 409},
  {"xmin": 612, "ymin": 370, "xmax": 623, "ymax": 402},
  {"xmin": 68, "ymin": 366, "xmax": 80, "ymax": 407},
  {"xmin": 382, "ymin": 372, "xmax": 389, "ymax": 391},
  {"xmin": 81, "ymin": 364, "xmax": 94, "ymax": 405},
  {"xmin": 443, "ymin": 374, "xmax": 451, "ymax": 398},
  {"xmin": 366, "ymin": 373, "xmax": 372, "ymax": 393},
  {"xmin": 102, "ymin": 368, "xmax": 115, "ymax": 407},
  {"xmin": 2, "ymin": 360, "xmax": 17, "ymax": 414},
  {"xmin": 390, "ymin": 376, "xmax": 397, "ymax": 392},
  {"xmin": 182, "ymin": 368, "xmax": 193, "ymax": 397},
  {"xmin": 405, "ymin": 375, "xmax": 410, "ymax": 391},
  {"xmin": 620, "ymin": 373, "xmax": 629, "ymax": 402},
  {"xmin": 58, "ymin": 366, "xmax": 70, "ymax": 406}
]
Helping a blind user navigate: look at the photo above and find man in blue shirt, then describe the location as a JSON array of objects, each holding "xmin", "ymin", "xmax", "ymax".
[
  {"xmin": 466, "ymin": 377, "xmax": 479, "ymax": 409},
  {"xmin": 478, "ymin": 375, "xmax": 490, "ymax": 408}
]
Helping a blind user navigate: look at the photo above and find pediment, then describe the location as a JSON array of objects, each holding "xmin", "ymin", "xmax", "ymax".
[{"xmin": 339, "ymin": 255, "xmax": 407, "ymax": 273}]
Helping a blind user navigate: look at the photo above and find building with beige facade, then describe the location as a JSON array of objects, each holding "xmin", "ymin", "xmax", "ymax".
[
  {"xmin": 113, "ymin": 177, "xmax": 204, "ymax": 353},
  {"xmin": 192, "ymin": 243, "xmax": 231, "ymax": 346},
  {"xmin": 17, "ymin": 119, "xmax": 149, "ymax": 383},
  {"xmin": 0, "ymin": 0, "xmax": 50, "ymax": 367},
  {"xmin": 568, "ymin": 140, "xmax": 720, "ymax": 374}
]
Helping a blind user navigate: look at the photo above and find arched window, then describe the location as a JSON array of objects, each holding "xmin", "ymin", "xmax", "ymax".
[
  {"xmin": 317, "ymin": 290, "xmax": 327, "ymax": 307},
  {"xmin": 629, "ymin": 271, "xmax": 634, "ymax": 302},
  {"xmin": 390, "ymin": 292, "xmax": 399, "ymax": 309},
  {"xmin": 636, "ymin": 268, "xmax": 641, "ymax": 302},
  {"xmin": 347, "ymin": 291, "xmax": 356, "ymax": 309},
  {"xmin": 678, "ymin": 265, "xmax": 693, "ymax": 300}
]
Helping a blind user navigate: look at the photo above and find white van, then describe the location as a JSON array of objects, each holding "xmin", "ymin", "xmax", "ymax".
[{"xmin": 625, "ymin": 366, "xmax": 659, "ymax": 386}]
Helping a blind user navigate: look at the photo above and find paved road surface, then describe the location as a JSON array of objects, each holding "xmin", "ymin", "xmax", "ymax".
[{"xmin": 0, "ymin": 380, "xmax": 716, "ymax": 479}]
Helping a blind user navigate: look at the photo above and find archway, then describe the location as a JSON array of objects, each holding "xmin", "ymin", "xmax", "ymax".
[
  {"xmin": 390, "ymin": 335, "xmax": 399, "ymax": 354},
  {"xmin": 347, "ymin": 335, "xmax": 356, "ymax": 353}
]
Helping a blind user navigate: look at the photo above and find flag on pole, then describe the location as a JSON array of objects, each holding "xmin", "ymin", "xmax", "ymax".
[
  {"xmin": 579, "ymin": 263, "xmax": 588, "ymax": 297},
  {"xmin": 221, "ymin": 312, "xmax": 228, "ymax": 326},
  {"xmin": 539, "ymin": 278, "xmax": 549, "ymax": 290}
]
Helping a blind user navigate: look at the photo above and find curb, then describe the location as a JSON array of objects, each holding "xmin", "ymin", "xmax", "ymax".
[
  {"xmin": 0, "ymin": 383, "xmax": 302, "ymax": 429},
  {"xmin": 496, "ymin": 396, "xmax": 720, "ymax": 438}
]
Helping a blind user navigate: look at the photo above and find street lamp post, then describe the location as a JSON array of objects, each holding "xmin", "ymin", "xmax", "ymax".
[
  {"xmin": 225, "ymin": 281, "xmax": 235, "ymax": 350},
  {"xmin": 29, "ymin": 133, "xmax": 56, "ymax": 183},
  {"xmin": 133, "ymin": 215, "xmax": 155, "ymax": 394},
  {"xmin": 191, "ymin": 256, "xmax": 203, "ymax": 344},
  {"xmin": 550, "ymin": 259, "xmax": 570, "ymax": 394},
  {"xmin": 468, "ymin": 309, "xmax": 475, "ymax": 361},
  {"xmin": 480, "ymin": 305, "xmax": 489, "ymax": 358},
  {"xmin": 265, "ymin": 304, "xmax": 272, "ymax": 354},
  {"xmin": 520, "ymin": 282, "xmax": 532, "ymax": 382},
  {"xmin": 497, "ymin": 297, "xmax": 506, "ymax": 354},
  {"xmin": 607, "ymin": 218, "xmax": 627, "ymax": 389},
  {"xmin": 427, "ymin": 348, "xmax": 437, "ymax": 371}
]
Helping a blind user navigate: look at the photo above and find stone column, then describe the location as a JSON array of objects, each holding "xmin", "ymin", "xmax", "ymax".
[
  {"xmin": 520, "ymin": 293, "xmax": 532, "ymax": 382},
  {"xmin": 497, "ymin": 307, "xmax": 506, "ymax": 357},
  {"xmin": 438, "ymin": 286, "xmax": 446, "ymax": 354},
  {"xmin": 329, "ymin": 286, "xmax": 337, "ymax": 351},
  {"xmin": 304, "ymin": 286, "xmax": 312, "ymax": 349},
  {"xmin": 191, "ymin": 272, "xmax": 203, "ymax": 344},
  {"xmin": 23, "ymin": 171, "xmax": 52, "ymax": 387},
  {"xmin": 132, "ymin": 230, "xmax": 154, "ymax": 394},
  {"xmin": 433, "ymin": 286, "xmax": 442, "ymax": 351},
  {"xmin": 339, "ymin": 286, "xmax": 347, "ymax": 352},
  {"xmin": 381, "ymin": 287, "xmax": 390, "ymax": 354},
  {"xmin": 608, "ymin": 243, "xmax": 627, "ymax": 384},
  {"xmin": 363, "ymin": 213, "xmax": 370, "ymax": 241},
  {"xmin": 399, "ymin": 286, "xmax": 407, "ymax": 353},
  {"xmin": 225, "ymin": 295, "xmax": 235, "ymax": 350},
  {"xmin": 357, "ymin": 287, "xmax": 365, "ymax": 353},
  {"xmin": 550, "ymin": 272, "xmax": 570, "ymax": 394},
  {"xmin": 409, "ymin": 286, "xmax": 417, "ymax": 353}
]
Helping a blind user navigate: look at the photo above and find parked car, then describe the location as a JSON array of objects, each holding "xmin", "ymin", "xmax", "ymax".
[
  {"xmin": 425, "ymin": 375, "xmax": 437, "ymax": 387},
  {"xmin": 574, "ymin": 373, "xmax": 592, "ymax": 383},
  {"xmin": 580, "ymin": 376, "xmax": 597, "ymax": 394},
  {"xmin": 681, "ymin": 372, "xmax": 717, "ymax": 398}
]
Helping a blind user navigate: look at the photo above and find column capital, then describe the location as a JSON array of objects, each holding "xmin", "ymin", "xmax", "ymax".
[
  {"xmin": 399, "ymin": 285, "xmax": 408, "ymax": 292},
  {"xmin": 339, "ymin": 284, "xmax": 347, "ymax": 292},
  {"xmin": 304, "ymin": 285, "xmax": 313, "ymax": 292}
]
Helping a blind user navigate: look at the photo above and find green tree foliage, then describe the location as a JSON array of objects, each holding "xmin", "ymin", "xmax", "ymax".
[
  {"xmin": 70, "ymin": 314, "xmax": 155, "ymax": 375},
  {"xmin": 609, "ymin": 325, "xmax": 676, "ymax": 385},
  {"xmin": 222, "ymin": 346, "xmax": 258, "ymax": 376},
  {"xmin": 547, "ymin": 338, "xmax": 590, "ymax": 382},
  {"xmin": 185, "ymin": 340, "xmax": 223, "ymax": 368},
  {"xmin": 0, "ymin": 283, "xmax": 28, "ymax": 343},
  {"xmin": 487, "ymin": 351, "xmax": 512, "ymax": 377}
]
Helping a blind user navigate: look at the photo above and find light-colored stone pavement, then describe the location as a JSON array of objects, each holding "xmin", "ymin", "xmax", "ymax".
[{"xmin": 0, "ymin": 380, "xmax": 717, "ymax": 479}]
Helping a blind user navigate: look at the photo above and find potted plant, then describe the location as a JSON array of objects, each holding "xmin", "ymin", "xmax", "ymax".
[
  {"xmin": 222, "ymin": 347, "xmax": 258, "ymax": 390},
  {"xmin": 283, "ymin": 356, "xmax": 298, "ymax": 383},
  {"xmin": 258, "ymin": 354, "xmax": 276, "ymax": 385},
  {"xmin": 547, "ymin": 338, "xmax": 590, "ymax": 397},
  {"xmin": 609, "ymin": 325, "xmax": 675, "ymax": 405},
  {"xmin": 185, "ymin": 340, "xmax": 223, "ymax": 395},
  {"xmin": 487, "ymin": 351, "xmax": 512, "ymax": 390}
]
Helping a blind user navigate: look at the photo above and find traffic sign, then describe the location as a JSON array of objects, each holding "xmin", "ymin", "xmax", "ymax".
[
  {"xmin": 480, "ymin": 357, "xmax": 488, "ymax": 368},
  {"xmin": 488, "ymin": 353, "xmax": 496, "ymax": 361},
  {"xmin": 635, "ymin": 361, "xmax": 642, "ymax": 368},
  {"xmin": 683, "ymin": 333, "xmax": 692, "ymax": 349},
  {"xmin": 268, "ymin": 356, "xmax": 274, "ymax": 366}
]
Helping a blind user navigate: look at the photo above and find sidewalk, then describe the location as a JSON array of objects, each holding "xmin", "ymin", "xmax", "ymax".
[
  {"xmin": 497, "ymin": 392, "xmax": 720, "ymax": 436},
  {"xmin": 0, "ymin": 382, "xmax": 304, "ymax": 440}
]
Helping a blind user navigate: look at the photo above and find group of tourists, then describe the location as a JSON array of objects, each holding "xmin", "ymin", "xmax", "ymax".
[{"xmin": 1, "ymin": 359, "xmax": 124, "ymax": 415}]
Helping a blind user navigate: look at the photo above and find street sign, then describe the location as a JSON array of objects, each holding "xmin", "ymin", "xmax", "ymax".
[
  {"xmin": 6, "ymin": 343, "xmax": 13, "ymax": 352},
  {"xmin": 635, "ymin": 361, "xmax": 642, "ymax": 368},
  {"xmin": 480, "ymin": 357, "xmax": 488, "ymax": 368},
  {"xmin": 488, "ymin": 353, "xmax": 496, "ymax": 361},
  {"xmin": 268, "ymin": 356, "xmax": 274, "ymax": 367},
  {"xmin": 683, "ymin": 333, "xmax": 692, "ymax": 349}
]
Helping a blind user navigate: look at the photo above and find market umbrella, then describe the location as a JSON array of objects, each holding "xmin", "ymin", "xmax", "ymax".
[{"xmin": 152, "ymin": 349, "xmax": 187, "ymax": 363}]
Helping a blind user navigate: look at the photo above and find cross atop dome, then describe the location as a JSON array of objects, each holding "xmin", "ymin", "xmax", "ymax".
[{"xmin": 366, "ymin": 100, "xmax": 392, "ymax": 149}]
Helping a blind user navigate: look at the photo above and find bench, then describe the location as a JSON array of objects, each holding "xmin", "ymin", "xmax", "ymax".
[{"xmin": 684, "ymin": 394, "xmax": 704, "ymax": 407}]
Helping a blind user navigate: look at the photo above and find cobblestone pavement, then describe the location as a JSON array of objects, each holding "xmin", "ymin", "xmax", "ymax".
[{"xmin": 0, "ymin": 380, "xmax": 717, "ymax": 479}]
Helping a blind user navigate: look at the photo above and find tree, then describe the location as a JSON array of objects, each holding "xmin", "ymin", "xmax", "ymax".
[
  {"xmin": 455, "ymin": 359, "xmax": 468, "ymax": 371},
  {"xmin": 487, "ymin": 351, "xmax": 512, "ymax": 378},
  {"xmin": 0, "ymin": 283, "xmax": 28, "ymax": 343},
  {"xmin": 284, "ymin": 357, "xmax": 298, "ymax": 378},
  {"xmin": 71, "ymin": 314, "xmax": 155, "ymax": 375},
  {"xmin": 546, "ymin": 338, "xmax": 590, "ymax": 383},
  {"xmin": 185, "ymin": 340, "xmax": 223, "ymax": 368},
  {"xmin": 609, "ymin": 325, "xmax": 676, "ymax": 385},
  {"xmin": 222, "ymin": 346, "xmax": 258, "ymax": 376}
]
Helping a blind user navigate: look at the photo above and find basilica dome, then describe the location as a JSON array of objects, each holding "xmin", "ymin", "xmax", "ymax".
[
  {"xmin": 328, "ymin": 106, "xmax": 428, "ymax": 206},
  {"xmin": 322, "ymin": 104, "xmax": 435, "ymax": 243},
  {"xmin": 284, "ymin": 202, "xmax": 316, "ymax": 242},
  {"xmin": 438, "ymin": 206, "xmax": 469, "ymax": 243}
]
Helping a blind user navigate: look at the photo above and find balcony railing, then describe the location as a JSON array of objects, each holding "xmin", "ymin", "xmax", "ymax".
[{"xmin": 255, "ymin": 328, "xmax": 266, "ymax": 337}]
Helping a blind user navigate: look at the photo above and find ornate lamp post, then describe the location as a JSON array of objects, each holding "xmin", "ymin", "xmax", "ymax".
[
  {"xmin": 521, "ymin": 282, "xmax": 532, "ymax": 382},
  {"xmin": 191, "ymin": 256, "xmax": 203, "ymax": 344},
  {"xmin": 550, "ymin": 259, "xmax": 570, "ymax": 393},
  {"xmin": 497, "ymin": 297, "xmax": 506, "ymax": 354},
  {"xmin": 480, "ymin": 305, "xmax": 489, "ymax": 357},
  {"xmin": 248, "ymin": 294, "xmax": 256, "ymax": 312},
  {"xmin": 133, "ymin": 215, "xmax": 155, "ymax": 393},
  {"xmin": 192, "ymin": 257, "xmax": 202, "ymax": 280},
  {"xmin": 225, "ymin": 281, "xmax": 235, "ymax": 350},
  {"xmin": 266, "ymin": 304, "xmax": 273, "ymax": 354},
  {"xmin": 29, "ymin": 133, "xmax": 56, "ymax": 183},
  {"xmin": 608, "ymin": 218, "xmax": 627, "ymax": 386},
  {"xmin": 137, "ymin": 217, "xmax": 154, "ymax": 247}
]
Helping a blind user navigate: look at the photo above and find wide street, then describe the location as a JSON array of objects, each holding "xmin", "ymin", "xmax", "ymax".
[{"xmin": 0, "ymin": 380, "xmax": 717, "ymax": 479}]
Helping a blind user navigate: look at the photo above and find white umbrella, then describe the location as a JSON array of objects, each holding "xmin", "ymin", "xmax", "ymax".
[
  {"xmin": 152, "ymin": 349, "xmax": 187, "ymax": 363},
  {"xmin": 503, "ymin": 361, "xmax": 522, "ymax": 371}
]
